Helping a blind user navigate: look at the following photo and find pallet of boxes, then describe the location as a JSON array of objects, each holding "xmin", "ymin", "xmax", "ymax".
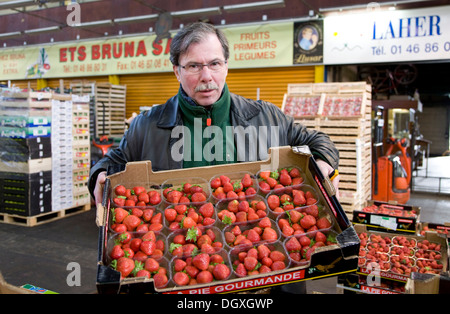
[
  {"xmin": 282, "ymin": 82, "xmax": 372, "ymax": 218},
  {"xmin": 0, "ymin": 88, "xmax": 90, "ymax": 227}
]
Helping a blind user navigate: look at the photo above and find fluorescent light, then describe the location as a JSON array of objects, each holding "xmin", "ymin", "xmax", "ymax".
[
  {"xmin": 223, "ymin": 0, "xmax": 285, "ymax": 13},
  {"xmin": 24, "ymin": 26, "xmax": 61, "ymax": 35},
  {"xmin": 114, "ymin": 14, "xmax": 158, "ymax": 25},
  {"xmin": 0, "ymin": 0, "xmax": 62, "ymax": 10},
  {"xmin": 74, "ymin": 19, "xmax": 113, "ymax": 28},
  {"xmin": 0, "ymin": 31, "xmax": 22, "ymax": 39},
  {"xmin": 171, "ymin": 7, "xmax": 222, "ymax": 18},
  {"xmin": 319, "ymin": 0, "xmax": 429, "ymax": 13}
]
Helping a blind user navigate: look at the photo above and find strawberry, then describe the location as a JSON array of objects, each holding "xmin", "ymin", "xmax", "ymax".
[
  {"xmin": 144, "ymin": 257, "xmax": 160, "ymax": 272},
  {"xmin": 167, "ymin": 190, "xmax": 183, "ymax": 203},
  {"xmin": 235, "ymin": 263, "xmax": 247, "ymax": 277},
  {"xmin": 279, "ymin": 173, "xmax": 292, "ymax": 186},
  {"xmin": 316, "ymin": 217, "xmax": 331, "ymax": 229},
  {"xmin": 164, "ymin": 207, "xmax": 177, "ymax": 222},
  {"xmin": 315, "ymin": 231, "xmax": 327, "ymax": 244},
  {"xmin": 289, "ymin": 167, "xmax": 301, "ymax": 178},
  {"xmin": 113, "ymin": 197, "xmax": 126, "ymax": 207},
  {"xmin": 153, "ymin": 273, "xmax": 168, "ymax": 288},
  {"xmin": 257, "ymin": 244, "xmax": 271, "ymax": 259},
  {"xmin": 148, "ymin": 190, "xmax": 161, "ymax": 205},
  {"xmin": 246, "ymin": 229, "xmax": 261, "ymax": 243},
  {"xmin": 196, "ymin": 270, "xmax": 214, "ymax": 284},
  {"xmin": 299, "ymin": 235, "xmax": 311, "ymax": 247},
  {"xmin": 135, "ymin": 269, "xmax": 151, "ymax": 278},
  {"xmin": 258, "ymin": 217, "xmax": 272, "ymax": 229},
  {"xmin": 123, "ymin": 214, "xmax": 142, "ymax": 231},
  {"xmin": 110, "ymin": 244, "xmax": 125, "ymax": 259},
  {"xmin": 133, "ymin": 186, "xmax": 146, "ymax": 196},
  {"xmin": 181, "ymin": 216, "xmax": 196, "ymax": 229},
  {"xmin": 262, "ymin": 227, "xmax": 278, "ymax": 241},
  {"xmin": 300, "ymin": 214, "xmax": 316, "ymax": 230},
  {"xmin": 114, "ymin": 257, "xmax": 135, "ymax": 278},
  {"xmin": 192, "ymin": 253, "xmax": 210, "ymax": 271},
  {"xmin": 269, "ymin": 250, "xmax": 286, "ymax": 262},
  {"xmin": 173, "ymin": 272, "xmax": 190, "ymax": 286},
  {"xmin": 244, "ymin": 256, "xmax": 259, "ymax": 271},
  {"xmin": 191, "ymin": 192, "xmax": 207, "ymax": 203},
  {"xmin": 138, "ymin": 192, "xmax": 149, "ymax": 204},
  {"xmin": 140, "ymin": 240, "xmax": 156, "ymax": 256},
  {"xmin": 259, "ymin": 181, "xmax": 271, "ymax": 194},
  {"xmin": 267, "ymin": 195, "xmax": 280, "ymax": 210},
  {"xmin": 174, "ymin": 258, "xmax": 187, "ymax": 272},
  {"xmin": 210, "ymin": 177, "xmax": 222, "ymax": 189},
  {"xmin": 112, "ymin": 207, "xmax": 129, "ymax": 224},
  {"xmin": 114, "ymin": 185, "xmax": 127, "ymax": 196},
  {"xmin": 213, "ymin": 263, "xmax": 231, "ymax": 280},
  {"xmin": 198, "ymin": 202, "xmax": 214, "ymax": 218},
  {"xmin": 271, "ymin": 261, "xmax": 286, "ymax": 271},
  {"xmin": 130, "ymin": 238, "xmax": 142, "ymax": 252},
  {"xmin": 125, "ymin": 199, "xmax": 136, "ymax": 207},
  {"xmin": 285, "ymin": 236, "xmax": 301, "ymax": 252},
  {"xmin": 241, "ymin": 173, "xmax": 253, "ymax": 188}
]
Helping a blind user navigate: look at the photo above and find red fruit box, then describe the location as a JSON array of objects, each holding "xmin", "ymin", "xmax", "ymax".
[
  {"xmin": 354, "ymin": 224, "xmax": 449, "ymax": 283},
  {"xmin": 96, "ymin": 146, "xmax": 359, "ymax": 294},
  {"xmin": 418, "ymin": 222, "xmax": 450, "ymax": 240},
  {"xmin": 352, "ymin": 200, "xmax": 421, "ymax": 234}
]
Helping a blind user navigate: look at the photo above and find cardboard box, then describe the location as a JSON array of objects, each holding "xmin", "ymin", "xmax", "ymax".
[
  {"xmin": 353, "ymin": 200, "xmax": 420, "ymax": 234},
  {"xmin": 0, "ymin": 171, "xmax": 52, "ymax": 216},
  {"xmin": 0, "ymin": 272, "xmax": 57, "ymax": 294},
  {"xmin": 354, "ymin": 224, "xmax": 449, "ymax": 284},
  {"xmin": 96, "ymin": 146, "xmax": 360, "ymax": 294},
  {"xmin": 0, "ymin": 137, "xmax": 51, "ymax": 161}
]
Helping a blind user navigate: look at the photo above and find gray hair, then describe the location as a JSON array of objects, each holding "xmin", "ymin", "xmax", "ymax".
[{"xmin": 169, "ymin": 22, "xmax": 229, "ymax": 66}]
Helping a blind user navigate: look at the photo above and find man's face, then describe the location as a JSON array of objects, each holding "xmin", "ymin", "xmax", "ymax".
[{"xmin": 173, "ymin": 33, "xmax": 228, "ymax": 106}]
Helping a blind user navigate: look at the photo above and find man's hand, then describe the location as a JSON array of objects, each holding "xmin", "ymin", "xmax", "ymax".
[
  {"xmin": 316, "ymin": 159, "xmax": 340, "ymax": 200},
  {"xmin": 93, "ymin": 171, "xmax": 107, "ymax": 205}
]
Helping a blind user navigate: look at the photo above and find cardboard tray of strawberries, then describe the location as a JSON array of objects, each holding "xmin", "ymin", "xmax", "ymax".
[
  {"xmin": 352, "ymin": 200, "xmax": 421, "ymax": 234},
  {"xmin": 354, "ymin": 224, "xmax": 449, "ymax": 284},
  {"xmin": 95, "ymin": 146, "xmax": 360, "ymax": 294}
]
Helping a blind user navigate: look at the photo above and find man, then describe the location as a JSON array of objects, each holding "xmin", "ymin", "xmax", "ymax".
[
  {"xmin": 89, "ymin": 22, "xmax": 340, "ymax": 205},
  {"xmin": 89, "ymin": 21, "xmax": 340, "ymax": 295}
]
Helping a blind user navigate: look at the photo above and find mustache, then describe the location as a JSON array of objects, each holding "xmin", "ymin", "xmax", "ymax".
[{"xmin": 195, "ymin": 83, "xmax": 219, "ymax": 92}]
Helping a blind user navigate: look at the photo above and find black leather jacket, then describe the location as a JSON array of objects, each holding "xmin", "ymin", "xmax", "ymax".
[{"xmin": 88, "ymin": 92, "xmax": 339, "ymax": 197}]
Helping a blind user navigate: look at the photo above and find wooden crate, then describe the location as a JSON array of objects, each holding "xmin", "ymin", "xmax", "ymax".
[
  {"xmin": 70, "ymin": 81, "xmax": 126, "ymax": 140},
  {"xmin": 290, "ymin": 82, "xmax": 373, "ymax": 216},
  {"xmin": 95, "ymin": 83, "xmax": 126, "ymax": 139}
]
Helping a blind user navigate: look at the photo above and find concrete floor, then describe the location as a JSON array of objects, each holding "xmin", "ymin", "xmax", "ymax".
[{"xmin": 0, "ymin": 189, "xmax": 448, "ymax": 294}]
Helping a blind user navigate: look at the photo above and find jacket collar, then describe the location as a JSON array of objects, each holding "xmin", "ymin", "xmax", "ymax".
[{"xmin": 156, "ymin": 91, "xmax": 261, "ymax": 128}]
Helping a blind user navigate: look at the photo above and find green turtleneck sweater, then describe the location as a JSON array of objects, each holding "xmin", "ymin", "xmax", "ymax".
[{"xmin": 178, "ymin": 84, "xmax": 236, "ymax": 168}]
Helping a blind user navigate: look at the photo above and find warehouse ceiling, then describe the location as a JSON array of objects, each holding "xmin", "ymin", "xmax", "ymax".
[{"xmin": 1, "ymin": 0, "xmax": 450, "ymax": 47}]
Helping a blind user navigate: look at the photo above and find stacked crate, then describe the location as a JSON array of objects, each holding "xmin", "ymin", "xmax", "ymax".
[
  {"xmin": 282, "ymin": 82, "xmax": 372, "ymax": 216},
  {"xmin": 70, "ymin": 81, "xmax": 126, "ymax": 140},
  {"xmin": 0, "ymin": 88, "xmax": 53, "ymax": 217},
  {"xmin": 51, "ymin": 94, "xmax": 90, "ymax": 212},
  {"xmin": 71, "ymin": 95, "xmax": 91, "ymax": 207}
]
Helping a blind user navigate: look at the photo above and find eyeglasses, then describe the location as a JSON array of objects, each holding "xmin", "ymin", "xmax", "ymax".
[{"xmin": 179, "ymin": 60, "xmax": 227, "ymax": 74}]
